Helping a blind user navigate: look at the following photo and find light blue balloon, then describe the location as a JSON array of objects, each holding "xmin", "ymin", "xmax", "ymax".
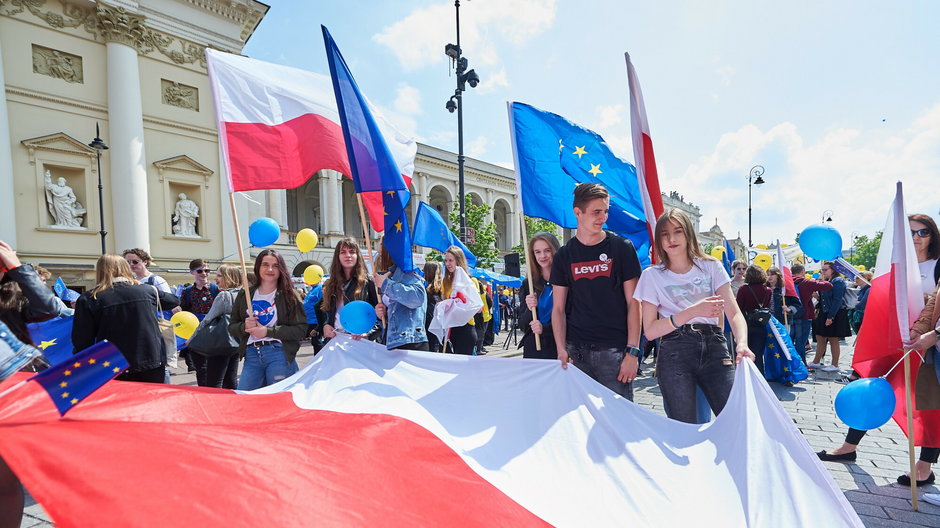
[
  {"xmin": 248, "ymin": 217, "xmax": 280, "ymax": 247},
  {"xmin": 800, "ymin": 224, "xmax": 843, "ymax": 260},
  {"xmin": 340, "ymin": 300, "xmax": 377, "ymax": 335},
  {"xmin": 834, "ymin": 377, "xmax": 896, "ymax": 430}
]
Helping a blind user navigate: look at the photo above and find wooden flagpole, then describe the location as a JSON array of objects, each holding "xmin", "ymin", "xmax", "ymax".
[
  {"xmin": 517, "ymin": 213, "xmax": 541, "ymax": 350},
  {"xmin": 904, "ymin": 352, "xmax": 919, "ymax": 510},
  {"xmin": 228, "ymin": 193, "xmax": 253, "ymax": 315},
  {"xmin": 356, "ymin": 194, "xmax": 386, "ymax": 328}
]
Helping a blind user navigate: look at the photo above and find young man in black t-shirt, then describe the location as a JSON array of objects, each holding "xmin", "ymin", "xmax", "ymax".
[{"xmin": 550, "ymin": 183, "xmax": 642, "ymax": 400}]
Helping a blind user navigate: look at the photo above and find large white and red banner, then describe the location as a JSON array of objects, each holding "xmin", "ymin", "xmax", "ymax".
[
  {"xmin": 0, "ymin": 336, "xmax": 861, "ymax": 527},
  {"xmin": 205, "ymin": 48, "xmax": 416, "ymax": 229}
]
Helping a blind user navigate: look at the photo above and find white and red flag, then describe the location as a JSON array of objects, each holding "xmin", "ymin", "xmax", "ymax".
[
  {"xmin": 0, "ymin": 336, "xmax": 863, "ymax": 527},
  {"xmin": 625, "ymin": 52, "xmax": 665, "ymax": 262},
  {"xmin": 853, "ymin": 182, "xmax": 940, "ymax": 445},
  {"xmin": 205, "ymin": 48, "xmax": 416, "ymax": 229},
  {"xmin": 776, "ymin": 239, "xmax": 798, "ymax": 297},
  {"xmin": 428, "ymin": 266, "xmax": 483, "ymax": 345}
]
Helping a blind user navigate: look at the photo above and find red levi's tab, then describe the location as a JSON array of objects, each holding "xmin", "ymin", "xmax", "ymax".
[{"xmin": 571, "ymin": 258, "xmax": 614, "ymax": 280}]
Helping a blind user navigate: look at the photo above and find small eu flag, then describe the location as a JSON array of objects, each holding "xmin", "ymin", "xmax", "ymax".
[
  {"xmin": 27, "ymin": 315, "xmax": 74, "ymax": 367},
  {"xmin": 412, "ymin": 201, "xmax": 477, "ymax": 267},
  {"xmin": 30, "ymin": 341, "xmax": 128, "ymax": 416},
  {"xmin": 53, "ymin": 277, "xmax": 80, "ymax": 302}
]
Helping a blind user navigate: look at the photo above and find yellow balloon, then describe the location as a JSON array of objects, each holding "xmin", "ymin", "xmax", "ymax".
[
  {"xmin": 296, "ymin": 228, "xmax": 319, "ymax": 253},
  {"xmin": 856, "ymin": 264, "xmax": 866, "ymax": 271},
  {"xmin": 171, "ymin": 311, "xmax": 199, "ymax": 339},
  {"xmin": 710, "ymin": 246, "xmax": 725, "ymax": 259},
  {"xmin": 805, "ymin": 273, "xmax": 813, "ymax": 279},
  {"xmin": 753, "ymin": 254, "xmax": 772, "ymax": 270},
  {"xmin": 304, "ymin": 264, "xmax": 325, "ymax": 285},
  {"xmin": 755, "ymin": 244, "xmax": 768, "ymax": 250}
]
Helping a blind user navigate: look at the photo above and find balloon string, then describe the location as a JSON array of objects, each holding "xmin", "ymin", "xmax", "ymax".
[{"xmin": 881, "ymin": 348, "xmax": 926, "ymax": 379}]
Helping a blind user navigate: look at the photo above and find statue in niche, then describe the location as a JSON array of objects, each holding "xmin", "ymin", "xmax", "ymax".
[
  {"xmin": 44, "ymin": 170, "xmax": 86, "ymax": 229},
  {"xmin": 172, "ymin": 193, "xmax": 200, "ymax": 237}
]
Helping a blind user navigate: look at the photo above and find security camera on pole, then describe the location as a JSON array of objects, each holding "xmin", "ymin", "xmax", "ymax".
[{"xmin": 444, "ymin": 0, "xmax": 481, "ymax": 243}]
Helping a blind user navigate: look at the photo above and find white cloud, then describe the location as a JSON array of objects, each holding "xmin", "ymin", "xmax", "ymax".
[
  {"xmin": 468, "ymin": 135, "xmax": 489, "ymax": 158},
  {"xmin": 373, "ymin": 0, "xmax": 557, "ymax": 71},
  {"xmin": 668, "ymin": 103, "xmax": 940, "ymax": 246},
  {"xmin": 474, "ymin": 67, "xmax": 509, "ymax": 94},
  {"xmin": 596, "ymin": 104, "xmax": 625, "ymax": 129},
  {"xmin": 393, "ymin": 83, "xmax": 423, "ymax": 116},
  {"xmin": 715, "ymin": 64, "xmax": 735, "ymax": 87}
]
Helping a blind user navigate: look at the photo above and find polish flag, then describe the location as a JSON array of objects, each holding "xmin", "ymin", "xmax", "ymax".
[
  {"xmin": 776, "ymin": 240, "xmax": 797, "ymax": 298},
  {"xmin": 625, "ymin": 53, "xmax": 665, "ymax": 263},
  {"xmin": 428, "ymin": 266, "xmax": 483, "ymax": 345},
  {"xmin": 0, "ymin": 337, "xmax": 862, "ymax": 527},
  {"xmin": 205, "ymin": 49, "xmax": 416, "ymax": 229},
  {"xmin": 852, "ymin": 182, "xmax": 940, "ymax": 445}
]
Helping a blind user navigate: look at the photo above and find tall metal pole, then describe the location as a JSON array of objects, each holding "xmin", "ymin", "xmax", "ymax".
[
  {"xmin": 89, "ymin": 122, "xmax": 109, "ymax": 255},
  {"xmin": 748, "ymin": 177, "xmax": 753, "ymax": 249},
  {"xmin": 454, "ymin": 0, "xmax": 466, "ymax": 242}
]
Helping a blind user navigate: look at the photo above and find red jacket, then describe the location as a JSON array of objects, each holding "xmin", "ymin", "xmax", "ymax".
[{"xmin": 792, "ymin": 277, "xmax": 833, "ymax": 320}]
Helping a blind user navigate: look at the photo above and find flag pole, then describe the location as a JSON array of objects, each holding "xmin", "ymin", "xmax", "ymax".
[
  {"xmin": 228, "ymin": 192, "xmax": 254, "ymax": 311},
  {"xmin": 904, "ymin": 352, "xmax": 919, "ymax": 510},
  {"xmin": 506, "ymin": 101, "xmax": 541, "ymax": 351},
  {"xmin": 356, "ymin": 194, "xmax": 386, "ymax": 328}
]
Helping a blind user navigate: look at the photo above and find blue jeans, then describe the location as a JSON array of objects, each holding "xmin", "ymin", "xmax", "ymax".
[
  {"xmin": 0, "ymin": 320, "xmax": 41, "ymax": 382},
  {"xmin": 657, "ymin": 324, "xmax": 735, "ymax": 424},
  {"xmin": 567, "ymin": 342, "xmax": 633, "ymax": 401},
  {"xmin": 237, "ymin": 342, "xmax": 298, "ymax": 391},
  {"xmin": 790, "ymin": 319, "xmax": 811, "ymax": 363}
]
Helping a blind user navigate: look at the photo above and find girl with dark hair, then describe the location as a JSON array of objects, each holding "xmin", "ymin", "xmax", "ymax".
[
  {"xmin": 373, "ymin": 238, "xmax": 428, "ymax": 351},
  {"xmin": 633, "ymin": 209, "xmax": 753, "ymax": 424},
  {"xmin": 423, "ymin": 262, "xmax": 444, "ymax": 351},
  {"xmin": 229, "ymin": 249, "xmax": 306, "ymax": 390},
  {"xmin": 321, "ymin": 237, "xmax": 381, "ymax": 342},
  {"xmin": 736, "ymin": 264, "xmax": 773, "ymax": 374},
  {"xmin": 518, "ymin": 232, "xmax": 561, "ymax": 359},
  {"xmin": 808, "ymin": 261, "xmax": 850, "ymax": 372}
]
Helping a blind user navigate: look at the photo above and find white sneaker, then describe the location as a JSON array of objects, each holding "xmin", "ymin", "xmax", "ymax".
[
  {"xmin": 807, "ymin": 362, "xmax": 824, "ymax": 369},
  {"xmin": 822, "ymin": 365, "xmax": 840, "ymax": 372},
  {"xmin": 924, "ymin": 493, "xmax": 940, "ymax": 507}
]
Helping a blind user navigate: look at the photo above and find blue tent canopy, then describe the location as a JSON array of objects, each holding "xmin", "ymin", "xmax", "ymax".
[{"xmin": 469, "ymin": 268, "xmax": 523, "ymax": 288}]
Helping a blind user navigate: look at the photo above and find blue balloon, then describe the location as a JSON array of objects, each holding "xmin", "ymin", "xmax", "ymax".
[
  {"xmin": 248, "ymin": 217, "xmax": 280, "ymax": 247},
  {"xmin": 800, "ymin": 224, "xmax": 843, "ymax": 260},
  {"xmin": 340, "ymin": 300, "xmax": 377, "ymax": 335},
  {"xmin": 834, "ymin": 377, "xmax": 896, "ymax": 430}
]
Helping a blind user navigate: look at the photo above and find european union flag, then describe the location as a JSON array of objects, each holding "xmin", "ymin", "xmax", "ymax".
[
  {"xmin": 30, "ymin": 341, "xmax": 128, "ymax": 416},
  {"xmin": 53, "ymin": 277, "xmax": 80, "ymax": 303},
  {"xmin": 27, "ymin": 315, "xmax": 74, "ymax": 367},
  {"xmin": 762, "ymin": 316, "xmax": 809, "ymax": 385},
  {"xmin": 323, "ymin": 26, "xmax": 414, "ymax": 272},
  {"xmin": 722, "ymin": 238, "xmax": 736, "ymax": 275},
  {"xmin": 509, "ymin": 102, "xmax": 652, "ymax": 266},
  {"xmin": 413, "ymin": 201, "xmax": 477, "ymax": 267}
]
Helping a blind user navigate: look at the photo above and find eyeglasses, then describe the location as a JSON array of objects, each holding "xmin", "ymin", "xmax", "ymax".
[
  {"xmin": 126, "ymin": 259, "xmax": 141, "ymax": 265},
  {"xmin": 194, "ymin": 269, "xmax": 211, "ymax": 274},
  {"xmin": 912, "ymin": 228, "xmax": 931, "ymax": 238}
]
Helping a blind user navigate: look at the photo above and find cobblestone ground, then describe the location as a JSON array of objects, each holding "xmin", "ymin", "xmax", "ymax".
[{"xmin": 19, "ymin": 335, "xmax": 940, "ymax": 527}]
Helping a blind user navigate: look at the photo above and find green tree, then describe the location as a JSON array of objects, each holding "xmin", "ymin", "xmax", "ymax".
[
  {"xmin": 511, "ymin": 216, "xmax": 561, "ymax": 264},
  {"xmin": 448, "ymin": 195, "xmax": 499, "ymax": 267},
  {"xmin": 851, "ymin": 231, "xmax": 882, "ymax": 270}
]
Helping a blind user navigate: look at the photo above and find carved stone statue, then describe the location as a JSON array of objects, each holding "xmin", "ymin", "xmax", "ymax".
[
  {"xmin": 44, "ymin": 170, "xmax": 86, "ymax": 229},
  {"xmin": 31, "ymin": 45, "xmax": 83, "ymax": 84},
  {"xmin": 172, "ymin": 193, "xmax": 199, "ymax": 237},
  {"xmin": 162, "ymin": 81, "xmax": 196, "ymax": 110}
]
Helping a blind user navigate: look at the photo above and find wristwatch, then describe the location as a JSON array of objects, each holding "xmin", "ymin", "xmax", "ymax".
[
  {"xmin": 626, "ymin": 345, "xmax": 642, "ymax": 358},
  {"xmin": 934, "ymin": 327, "xmax": 940, "ymax": 339}
]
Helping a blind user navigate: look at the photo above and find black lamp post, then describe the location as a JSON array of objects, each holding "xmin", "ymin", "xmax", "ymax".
[
  {"xmin": 747, "ymin": 165, "xmax": 765, "ymax": 249},
  {"xmin": 444, "ymin": 0, "xmax": 481, "ymax": 242},
  {"xmin": 88, "ymin": 123, "xmax": 109, "ymax": 255},
  {"xmin": 822, "ymin": 210, "xmax": 834, "ymax": 223}
]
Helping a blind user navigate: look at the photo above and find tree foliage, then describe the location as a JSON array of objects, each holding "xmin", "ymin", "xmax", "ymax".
[
  {"xmin": 511, "ymin": 216, "xmax": 561, "ymax": 264},
  {"xmin": 850, "ymin": 231, "xmax": 882, "ymax": 270},
  {"xmin": 448, "ymin": 195, "xmax": 499, "ymax": 267}
]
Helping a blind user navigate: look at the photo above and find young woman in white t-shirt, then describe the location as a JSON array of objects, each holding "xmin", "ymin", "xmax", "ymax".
[{"xmin": 633, "ymin": 209, "xmax": 755, "ymax": 424}]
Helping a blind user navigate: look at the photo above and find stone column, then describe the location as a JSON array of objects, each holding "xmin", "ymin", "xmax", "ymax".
[
  {"xmin": 0, "ymin": 37, "xmax": 16, "ymax": 245},
  {"xmin": 326, "ymin": 170, "xmax": 343, "ymax": 235},
  {"xmin": 317, "ymin": 171, "xmax": 330, "ymax": 234},
  {"xmin": 266, "ymin": 189, "xmax": 285, "ymax": 227},
  {"xmin": 99, "ymin": 5, "xmax": 150, "ymax": 252},
  {"xmin": 509, "ymin": 195, "xmax": 519, "ymax": 249}
]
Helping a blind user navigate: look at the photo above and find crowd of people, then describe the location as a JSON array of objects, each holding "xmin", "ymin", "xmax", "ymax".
[{"xmin": 1, "ymin": 182, "xmax": 939, "ymax": 525}]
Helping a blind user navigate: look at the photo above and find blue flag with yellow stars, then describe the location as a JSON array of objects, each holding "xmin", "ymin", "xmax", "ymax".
[
  {"xmin": 30, "ymin": 341, "xmax": 129, "ymax": 416},
  {"xmin": 509, "ymin": 102, "xmax": 651, "ymax": 266},
  {"xmin": 721, "ymin": 238, "xmax": 736, "ymax": 275},
  {"xmin": 413, "ymin": 201, "xmax": 477, "ymax": 267},
  {"xmin": 763, "ymin": 316, "xmax": 809, "ymax": 384},
  {"xmin": 27, "ymin": 315, "xmax": 74, "ymax": 367},
  {"xmin": 323, "ymin": 26, "xmax": 414, "ymax": 272}
]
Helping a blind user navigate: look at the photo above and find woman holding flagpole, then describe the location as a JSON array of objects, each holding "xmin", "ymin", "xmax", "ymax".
[
  {"xmin": 373, "ymin": 237, "xmax": 428, "ymax": 351},
  {"xmin": 518, "ymin": 232, "xmax": 560, "ymax": 360},
  {"xmin": 321, "ymin": 237, "xmax": 382, "ymax": 343},
  {"xmin": 442, "ymin": 246, "xmax": 481, "ymax": 355}
]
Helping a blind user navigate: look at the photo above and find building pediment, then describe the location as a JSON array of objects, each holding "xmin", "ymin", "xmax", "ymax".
[
  {"xmin": 153, "ymin": 155, "xmax": 213, "ymax": 186},
  {"xmin": 21, "ymin": 133, "xmax": 97, "ymax": 159}
]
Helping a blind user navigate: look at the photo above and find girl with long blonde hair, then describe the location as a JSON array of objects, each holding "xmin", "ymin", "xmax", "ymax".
[{"xmin": 441, "ymin": 245, "xmax": 480, "ymax": 355}]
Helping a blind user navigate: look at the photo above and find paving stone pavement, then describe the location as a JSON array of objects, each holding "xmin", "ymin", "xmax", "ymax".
[{"xmin": 18, "ymin": 336, "xmax": 940, "ymax": 527}]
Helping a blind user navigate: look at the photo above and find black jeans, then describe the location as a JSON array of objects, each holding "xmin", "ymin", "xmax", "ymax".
[
  {"xmin": 391, "ymin": 341, "xmax": 430, "ymax": 352},
  {"xmin": 203, "ymin": 353, "xmax": 239, "ymax": 389},
  {"xmin": 567, "ymin": 342, "xmax": 633, "ymax": 401},
  {"xmin": 746, "ymin": 321, "xmax": 766, "ymax": 374},
  {"xmin": 657, "ymin": 324, "xmax": 736, "ymax": 424},
  {"xmin": 447, "ymin": 323, "xmax": 477, "ymax": 355},
  {"xmin": 845, "ymin": 428, "xmax": 940, "ymax": 463},
  {"xmin": 117, "ymin": 366, "xmax": 166, "ymax": 384}
]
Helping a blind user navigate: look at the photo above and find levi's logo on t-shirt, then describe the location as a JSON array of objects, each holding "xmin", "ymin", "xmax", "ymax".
[{"xmin": 571, "ymin": 258, "xmax": 613, "ymax": 280}]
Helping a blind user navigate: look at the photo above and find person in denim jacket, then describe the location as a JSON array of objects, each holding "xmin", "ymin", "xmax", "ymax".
[
  {"xmin": 808, "ymin": 261, "xmax": 849, "ymax": 372},
  {"xmin": 633, "ymin": 209, "xmax": 754, "ymax": 424},
  {"xmin": 373, "ymin": 240, "xmax": 428, "ymax": 351}
]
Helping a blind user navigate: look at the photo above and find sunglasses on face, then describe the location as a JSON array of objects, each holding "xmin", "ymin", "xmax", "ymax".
[
  {"xmin": 126, "ymin": 259, "xmax": 141, "ymax": 265},
  {"xmin": 912, "ymin": 228, "xmax": 931, "ymax": 238},
  {"xmin": 194, "ymin": 269, "xmax": 211, "ymax": 274}
]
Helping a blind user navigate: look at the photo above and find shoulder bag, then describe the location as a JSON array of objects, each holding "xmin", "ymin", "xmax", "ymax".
[
  {"xmin": 152, "ymin": 286, "xmax": 179, "ymax": 368},
  {"xmin": 188, "ymin": 291, "xmax": 239, "ymax": 357}
]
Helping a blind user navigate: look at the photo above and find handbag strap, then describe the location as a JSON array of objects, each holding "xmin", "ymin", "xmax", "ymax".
[
  {"xmin": 748, "ymin": 285, "xmax": 770, "ymax": 309},
  {"xmin": 151, "ymin": 285, "xmax": 167, "ymax": 319}
]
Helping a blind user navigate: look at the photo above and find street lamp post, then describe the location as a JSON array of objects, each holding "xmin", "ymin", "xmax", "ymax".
[
  {"xmin": 88, "ymin": 123, "xmax": 109, "ymax": 255},
  {"xmin": 444, "ymin": 0, "xmax": 481, "ymax": 242},
  {"xmin": 747, "ymin": 165, "xmax": 765, "ymax": 249},
  {"xmin": 822, "ymin": 210, "xmax": 834, "ymax": 223}
]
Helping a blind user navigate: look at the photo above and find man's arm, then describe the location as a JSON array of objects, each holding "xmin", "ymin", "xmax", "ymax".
[
  {"xmin": 618, "ymin": 277, "xmax": 640, "ymax": 383},
  {"xmin": 551, "ymin": 284, "xmax": 570, "ymax": 369}
]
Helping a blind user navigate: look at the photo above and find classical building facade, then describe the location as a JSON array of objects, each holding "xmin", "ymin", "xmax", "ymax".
[
  {"xmin": 1, "ymin": 0, "xmax": 521, "ymax": 287},
  {"xmin": 660, "ymin": 191, "xmax": 746, "ymax": 259}
]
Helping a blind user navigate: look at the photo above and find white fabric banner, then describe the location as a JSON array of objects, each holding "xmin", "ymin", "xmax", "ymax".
[{"xmin": 251, "ymin": 336, "xmax": 863, "ymax": 527}]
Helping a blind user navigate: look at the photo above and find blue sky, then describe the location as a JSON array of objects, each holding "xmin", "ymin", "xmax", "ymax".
[{"xmin": 244, "ymin": 0, "xmax": 940, "ymax": 247}]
